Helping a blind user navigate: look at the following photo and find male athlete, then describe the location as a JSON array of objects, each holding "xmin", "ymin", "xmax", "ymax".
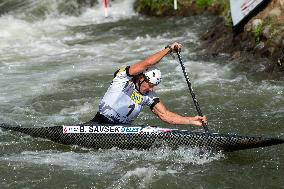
[{"xmin": 91, "ymin": 42, "xmax": 207, "ymax": 126}]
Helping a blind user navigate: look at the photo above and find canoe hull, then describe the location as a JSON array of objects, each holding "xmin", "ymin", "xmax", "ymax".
[{"xmin": 1, "ymin": 124, "xmax": 283, "ymax": 152}]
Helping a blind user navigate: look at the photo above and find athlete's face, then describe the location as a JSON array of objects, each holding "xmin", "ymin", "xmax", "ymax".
[{"xmin": 139, "ymin": 78, "xmax": 155, "ymax": 94}]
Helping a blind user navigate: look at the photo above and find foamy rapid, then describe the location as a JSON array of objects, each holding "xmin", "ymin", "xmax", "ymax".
[{"xmin": 0, "ymin": 146, "xmax": 223, "ymax": 175}]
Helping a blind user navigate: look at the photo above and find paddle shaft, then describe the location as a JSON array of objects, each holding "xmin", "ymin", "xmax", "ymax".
[{"xmin": 177, "ymin": 52, "xmax": 209, "ymax": 133}]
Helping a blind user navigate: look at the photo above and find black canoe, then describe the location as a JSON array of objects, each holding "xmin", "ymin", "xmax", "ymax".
[{"xmin": 1, "ymin": 123, "xmax": 283, "ymax": 152}]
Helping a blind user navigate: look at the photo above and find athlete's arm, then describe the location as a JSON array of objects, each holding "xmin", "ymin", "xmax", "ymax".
[
  {"xmin": 128, "ymin": 42, "xmax": 182, "ymax": 76},
  {"xmin": 151, "ymin": 101, "xmax": 207, "ymax": 126}
]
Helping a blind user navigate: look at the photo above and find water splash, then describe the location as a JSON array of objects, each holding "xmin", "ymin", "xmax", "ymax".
[{"xmin": 0, "ymin": 146, "xmax": 223, "ymax": 173}]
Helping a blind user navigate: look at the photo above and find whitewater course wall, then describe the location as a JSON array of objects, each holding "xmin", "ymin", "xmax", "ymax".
[{"xmin": 135, "ymin": 0, "xmax": 284, "ymax": 79}]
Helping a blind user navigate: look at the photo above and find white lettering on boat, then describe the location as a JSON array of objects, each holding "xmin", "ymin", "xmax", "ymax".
[{"xmin": 63, "ymin": 126, "xmax": 141, "ymax": 133}]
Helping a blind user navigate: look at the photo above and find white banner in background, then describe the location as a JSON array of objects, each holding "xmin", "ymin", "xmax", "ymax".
[{"xmin": 230, "ymin": 0, "xmax": 266, "ymax": 26}]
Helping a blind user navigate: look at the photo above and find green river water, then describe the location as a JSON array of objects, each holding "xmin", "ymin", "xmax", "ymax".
[{"xmin": 0, "ymin": 0, "xmax": 283, "ymax": 188}]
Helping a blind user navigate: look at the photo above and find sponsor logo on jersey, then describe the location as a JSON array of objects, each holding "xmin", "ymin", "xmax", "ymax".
[
  {"xmin": 131, "ymin": 91, "xmax": 143, "ymax": 104},
  {"xmin": 117, "ymin": 67, "xmax": 126, "ymax": 76},
  {"xmin": 63, "ymin": 126, "xmax": 141, "ymax": 133}
]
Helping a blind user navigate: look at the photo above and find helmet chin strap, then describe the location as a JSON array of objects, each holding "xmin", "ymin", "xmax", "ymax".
[{"xmin": 137, "ymin": 78, "xmax": 145, "ymax": 93}]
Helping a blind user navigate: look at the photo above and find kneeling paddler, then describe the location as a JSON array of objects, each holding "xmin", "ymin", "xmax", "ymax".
[{"xmin": 90, "ymin": 42, "xmax": 207, "ymax": 127}]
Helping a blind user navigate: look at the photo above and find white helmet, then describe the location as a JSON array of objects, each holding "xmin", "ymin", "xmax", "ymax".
[{"xmin": 143, "ymin": 67, "xmax": 162, "ymax": 86}]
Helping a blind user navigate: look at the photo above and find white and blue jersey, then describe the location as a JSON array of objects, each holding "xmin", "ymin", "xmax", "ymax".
[{"xmin": 96, "ymin": 66, "xmax": 159, "ymax": 124}]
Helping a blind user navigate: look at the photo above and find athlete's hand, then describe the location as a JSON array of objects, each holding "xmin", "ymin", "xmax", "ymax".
[
  {"xmin": 188, "ymin": 116, "xmax": 207, "ymax": 126},
  {"xmin": 170, "ymin": 42, "xmax": 182, "ymax": 53}
]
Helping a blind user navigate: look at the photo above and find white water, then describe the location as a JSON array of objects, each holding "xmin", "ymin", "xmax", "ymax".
[
  {"xmin": 0, "ymin": 146, "xmax": 224, "ymax": 188},
  {"xmin": 0, "ymin": 0, "xmax": 139, "ymax": 124}
]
